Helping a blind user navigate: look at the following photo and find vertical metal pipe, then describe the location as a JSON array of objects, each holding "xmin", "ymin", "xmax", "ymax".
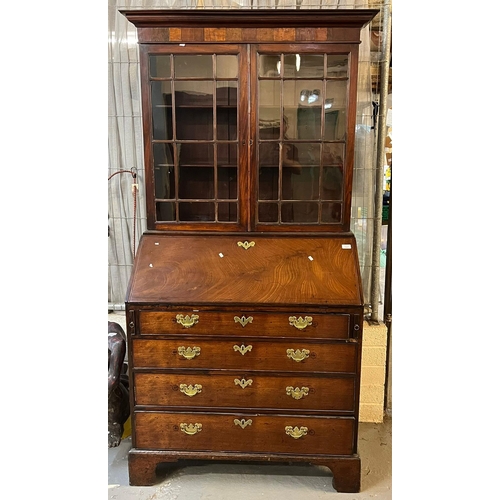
[{"xmin": 369, "ymin": 0, "xmax": 391, "ymax": 322}]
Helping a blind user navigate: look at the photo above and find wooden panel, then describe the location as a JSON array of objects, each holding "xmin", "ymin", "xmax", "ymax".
[
  {"xmin": 226, "ymin": 28, "xmax": 242, "ymax": 41},
  {"xmin": 135, "ymin": 412, "xmax": 355, "ymax": 455},
  {"xmin": 204, "ymin": 28, "xmax": 227, "ymax": 41},
  {"xmin": 138, "ymin": 310, "xmax": 351, "ymax": 339},
  {"xmin": 295, "ymin": 28, "xmax": 317, "ymax": 41},
  {"xmin": 127, "ymin": 234, "xmax": 363, "ymax": 306},
  {"xmin": 137, "ymin": 27, "xmax": 170, "ymax": 43},
  {"xmin": 135, "ymin": 372, "xmax": 355, "ymax": 412},
  {"xmin": 181, "ymin": 28, "xmax": 204, "ymax": 41},
  {"xmin": 273, "ymin": 28, "xmax": 296, "ymax": 41},
  {"xmin": 132, "ymin": 339, "xmax": 357, "ymax": 373}
]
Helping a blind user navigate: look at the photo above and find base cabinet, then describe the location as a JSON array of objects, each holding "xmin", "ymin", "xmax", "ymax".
[{"xmin": 125, "ymin": 233, "xmax": 365, "ymax": 492}]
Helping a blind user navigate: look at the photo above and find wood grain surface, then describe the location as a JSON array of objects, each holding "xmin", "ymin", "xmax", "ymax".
[
  {"xmin": 137, "ymin": 310, "xmax": 351, "ymax": 339},
  {"xmin": 134, "ymin": 411, "xmax": 355, "ymax": 455},
  {"xmin": 127, "ymin": 234, "xmax": 363, "ymax": 306},
  {"xmin": 132, "ymin": 338, "xmax": 357, "ymax": 373},
  {"xmin": 134, "ymin": 372, "xmax": 355, "ymax": 412}
]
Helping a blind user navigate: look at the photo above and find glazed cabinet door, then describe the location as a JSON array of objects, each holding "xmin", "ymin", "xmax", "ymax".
[
  {"xmin": 141, "ymin": 44, "xmax": 249, "ymax": 231},
  {"xmin": 251, "ymin": 44, "xmax": 358, "ymax": 232}
]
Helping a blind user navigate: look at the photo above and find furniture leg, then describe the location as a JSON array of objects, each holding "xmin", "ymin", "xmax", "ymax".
[{"xmin": 128, "ymin": 450, "xmax": 178, "ymax": 486}]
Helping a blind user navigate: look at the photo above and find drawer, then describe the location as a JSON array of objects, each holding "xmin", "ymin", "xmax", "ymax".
[
  {"xmin": 132, "ymin": 339, "xmax": 357, "ymax": 373},
  {"xmin": 135, "ymin": 372, "xmax": 356, "ymax": 412},
  {"xmin": 136, "ymin": 310, "xmax": 351, "ymax": 339},
  {"xmin": 134, "ymin": 411, "xmax": 355, "ymax": 455}
]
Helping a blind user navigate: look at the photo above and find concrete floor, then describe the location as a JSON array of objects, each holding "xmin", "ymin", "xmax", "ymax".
[{"xmin": 108, "ymin": 312, "xmax": 391, "ymax": 499}]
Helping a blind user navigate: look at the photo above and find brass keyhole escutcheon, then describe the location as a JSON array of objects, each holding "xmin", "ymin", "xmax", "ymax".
[
  {"xmin": 237, "ymin": 241, "xmax": 255, "ymax": 250},
  {"xmin": 234, "ymin": 344, "xmax": 253, "ymax": 355},
  {"xmin": 234, "ymin": 378, "xmax": 253, "ymax": 389},
  {"xmin": 234, "ymin": 418, "xmax": 252, "ymax": 429},
  {"xmin": 234, "ymin": 316, "xmax": 253, "ymax": 327}
]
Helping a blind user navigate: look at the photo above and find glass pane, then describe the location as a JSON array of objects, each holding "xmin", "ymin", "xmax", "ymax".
[
  {"xmin": 153, "ymin": 143, "xmax": 175, "ymax": 199},
  {"xmin": 321, "ymin": 167, "xmax": 343, "ymax": 201},
  {"xmin": 286, "ymin": 79, "xmax": 323, "ymax": 108},
  {"xmin": 281, "ymin": 202, "xmax": 318, "ymax": 223},
  {"xmin": 216, "ymin": 55, "xmax": 238, "ymax": 79},
  {"xmin": 179, "ymin": 202, "xmax": 215, "ymax": 222},
  {"xmin": 217, "ymin": 109, "xmax": 237, "ymax": 140},
  {"xmin": 327, "ymin": 55, "xmax": 349, "ymax": 77},
  {"xmin": 287, "ymin": 142, "xmax": 321, "ymax": 166},
  {"xmin": 295, "ymin": 107, "xmax": 320, "ymax": 140},
  {"xmin": 283, "ymin": 80, "xmax": 323, "ymax": 140},
  {"xmin": 259, "ymin": 54, "xmax": 281, "ymax": 77},
  {"xmin": 259, "ymin": 165, "xmax": 279, "ymax": 201},
  {"xmin": 259, "ymin": 80, "xmax": 281, "ymax": 133},
  {"xmin": 217, "ymin": 166, "xmax": 238, "ymax": 199},
  {"xmin": 174, "ymin": 55, "xmax": 213, "ymax": 78},
  {"xmin": 174, "ymin": 81, "xmax": 213, "ymax": 140},
  {"xmin": 324, "ymin": 109, "xmax": 339, "ymax": 140},
  {"xmin": 151, "ymin": 81, "xmax": 173, "ymax": 140},
  {"xmin": 286, "ymin": 167, "xmax": 319, "ymax": 201},
  {"xmin": 322, "ymin": 143, "xmax": 344, "ymax": 201},
  {"xmin": 325, "ymin": 80, "xmax": 347, "ymax": 140},
  {"xmin": 175, "ymin": 80, "xmax": 214, "ymax": 105},
  {"xmin": 323, "ymin": 142, "xmax": 344, "ymax": 167},
  {"xmin": 321, "ymin": 202, "xmax": 342, "ymax": 223},
  {"xmin": 176, "ymin": 110, "xmax": 213, "ymax": 140},
  {"xmin": 217, "ymin": 143, "xmax": 237, "ymax": 167},
  {"xmin": 258, "ymin": 203, "xmax": 278, "ymax": 222},
  {"xmin": 259, "ymin": 142, "xmax": 279, "ymax": 168},
  {"xmin": 150, "ymin": 55, "xmax": 171, "ymax": 78},
  {"xmin": 178, "ymin": 143, "xmax": 214, "ymax": 167},
  {"xmin": 156, "ymin": 202, "xmax": 175, "ymax": 221},
  {"xmin": 284, "ymin": 54, "xmax": 323, "ymax": 78},
  {"xmin": 216, "ymin": 82, "xmax": 237, "ymax": 141},
  {"xmin": 178, "ymin": 167, "xmax": 214, "ymax": 200},
  {"xmin": 282, "ymin": 143, "xmax": 320, "ymax": 201},
  {"xmin": 216, "ymin": 81, "xmax": 237, "ymax": 106},
  {"xmin": 218, "ymin": 202, "xmax": 237, "ymax": 222}
]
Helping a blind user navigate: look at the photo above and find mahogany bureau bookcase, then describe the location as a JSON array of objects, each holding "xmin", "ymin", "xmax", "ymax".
[{"xmin": 120, "ymin": 8, "xmax": 378, "ymax": 493}]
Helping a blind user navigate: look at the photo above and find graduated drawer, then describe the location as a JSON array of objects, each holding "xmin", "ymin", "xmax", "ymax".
[
  {"xmin": 132, "ymin": 339, "xmax": 357, "ymax": 373},
  {"xmin": 134, "ymin": 372, "xmax": 356, "ymax": 412},
  {"xmin": 134, "ymin": 411, "xmax": 355, "ymax": 456},
  {"xmin": 136, "ymin": 310, "xmax": 351, "ymax": 339}
]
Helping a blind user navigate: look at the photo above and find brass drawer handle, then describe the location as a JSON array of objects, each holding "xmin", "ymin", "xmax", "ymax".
[
  {"xmin": 234, "ymin": 418, "xmax": 252, "ymax": 429},
  {"xmin": 234, "ymin": 315, "xmax": 253, "ymax": 327},
  {"xmin": 179, "ymin": 384, "xmax": 202, "ymax": 397},
  {"xmin": 234, "ymin": 378, "xmax": 253, "ymax": 389},
  {"xmin": 289, "ymin": 316, "xmax": 313, "ymax": 330},
  {"xmin": 176, "ymin": 314, "xmax": 199, "ymax": 328},
  {"xmin": 180, "ymin": 423, "xmax": 202, "ymax": 435},
  {"xmin": 285, "ymin": 426, "xmax": 308, "ymax": 439},
  {"xmin": 286, "ymin": 348, "xmax": 310, "ymax": 362},
  {"xmin": 286, "ymin": 386, "xmax": 310, "ymax": 400},
  {"xmin": 237, "ymin": 240, "xmax": 255, "ymax": 250},
  {"xmin": 178, "ymin": 346, "xmax": 201, "ymax": 359},
  {"xmin": 233, "ymin": 344, "xmax": 252, "ymax": 355}
]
